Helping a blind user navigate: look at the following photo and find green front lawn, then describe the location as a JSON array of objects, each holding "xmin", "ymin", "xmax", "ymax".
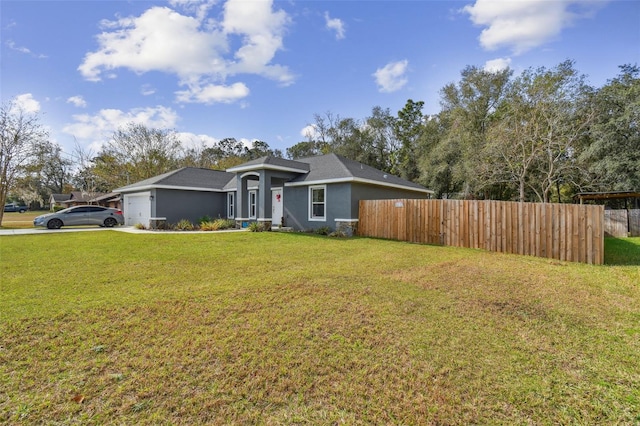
[
  {"xmin": 1, "ymin": 232, "xmax": 639, "ymax": 424},
  {"xmin": 0, "ymin": 211, "xmax": 43, "ymax": 229}
]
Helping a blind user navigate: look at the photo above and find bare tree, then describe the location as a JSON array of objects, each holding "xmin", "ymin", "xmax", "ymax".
[
  {"xmin": 0, "ymin": 100, "xmax": 48, "ymax": 223},
  {"xmin": 481, "ymin": 61, "xmax": 592, "ymax": 202},
  {"xmin": 71, "ymin": 140, "xmax": 106, "ymax": 202}
]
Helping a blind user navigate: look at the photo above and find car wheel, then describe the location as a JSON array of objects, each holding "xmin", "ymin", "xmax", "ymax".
[
  {"xmin": 47, "ymin": 219, "xmax": 63, "ymax": 229},
  {"xmin": 19, "ymin": 209, "xmax": 26, "ymax": 213},
  {"xmin": 104, "ymin": 217, "xmax": 117, "ymax": 228}
]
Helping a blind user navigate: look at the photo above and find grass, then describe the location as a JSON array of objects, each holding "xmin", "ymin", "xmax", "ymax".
[
  {"xmin": 1, "ymin": 232, "xmax": 639, "ymax": 424},
  {"xmin": 605, "ymin": 237, "xmax": 640, "ymax": 266},
  {"xmin": 0, "ymin": 211, "xmax": 44, "ymax": 229}
]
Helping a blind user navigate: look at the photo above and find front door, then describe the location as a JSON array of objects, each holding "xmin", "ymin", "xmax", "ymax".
[{"xmin": 271, "ymin": 188, "xmax": 283, "ymax": 226}]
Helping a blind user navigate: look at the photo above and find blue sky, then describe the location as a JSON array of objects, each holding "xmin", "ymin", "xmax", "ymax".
[{"xmin": 2, "ymin": 0, "xmax": 639, "ymax": 159}]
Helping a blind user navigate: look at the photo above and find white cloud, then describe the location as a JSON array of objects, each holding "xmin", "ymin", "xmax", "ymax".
[
  {"xmin": 222, "ymin": 0, "xmax": 293, "ymax": 84},
  {"xmin": 324, "ymin": 12, "xmax": 345, "ymax": 40},
  {"xmin": 67, "ymin": 96, "xmax": 87, "ymax": 108},
  {"xmin": 5, "ymin": 40, "xmax": 47, "ymax": 58},
  {"xmin": 12, "ymin": 93, "xmax": 41, "ymax": 113},
  {"xmin": 463, "ymin": 0, "xmax": 607, "ymax": 55},
  {"xmin": 300, "ymin": 124, "xmax": 318, "ymax": 140},
  {"xmin": 373, "ymin": 60, "xmax": 409, "ymax": 93},
  {"xmin": 78, "ymin": 1, "xmax": 293, "ymax": 104},
  {"xmin": 484, "ymin": 57, "xmax": 512, "ymax": 72},
  {"xmin": 238, "ymin": 138, "xmax": 254, "ymax": 149},
  {"xmin": 6, "ymin": 40, "xmax": 31, "ymax": 54},
  {"xmin": 169, "ymin": 0, "xmax": 216, "ymax": 20},
  {"xmin": 79, "ymin": 7, "xmax": 227, "ymax": 81},
  {"xmin": 176, "ymin": 131, "xmax": 219, "ymax": 150},
  {"xmin": 175, "ymin": 82, "xmax": 250, "ymax": 104},
  {"xmin": 140, "ymin": 84, "xmax": 156, "ymax": 96},
  {"xmin": 62, "ymin": 105, "xmax": 180, "ymax": 151}
]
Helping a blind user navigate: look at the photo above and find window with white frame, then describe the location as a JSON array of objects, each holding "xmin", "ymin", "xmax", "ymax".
[
  {"xmin": 227, "ymin": 192, "xmax": 235, "ymax": 218},
  {"xmin": 249, "ymin": 190, "xmax": 257, "ymax": 219},
  {"xmin": 309, "ymin": 185, "xmax": 326, "ymax": 221}
]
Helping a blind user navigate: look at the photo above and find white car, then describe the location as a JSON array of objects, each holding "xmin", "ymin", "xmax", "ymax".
[{"xmin": 34, "ymin": 205, "xmax": 124, "ymax": 229}]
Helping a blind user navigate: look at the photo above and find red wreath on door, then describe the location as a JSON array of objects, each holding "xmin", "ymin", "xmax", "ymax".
[{"xmin": 276, "ymin": 194, "xmax": 281, "ymax": 202}]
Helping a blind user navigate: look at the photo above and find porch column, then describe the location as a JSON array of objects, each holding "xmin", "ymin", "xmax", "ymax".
[
  {"xmin": 258, "ymin": 171, "xmax": 272, "ymax": 220},
  {"xmin": 236, "ymin": 175, "xmax": 248, "ymax": 219}
]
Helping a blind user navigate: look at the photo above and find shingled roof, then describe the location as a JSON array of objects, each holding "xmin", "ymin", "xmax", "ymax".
[
  {"xmin": 226, "ymin": 156, "xmax": 310, "ymax": 173},
  {"xmin": 224, "ymin": 153, "xmax": 432, "ymax": 193},
  {"xmin": 116, "ymin": 155, "xmax": 433, "ymax": 195},
  {"xmin": 288, "ymin": 153, "xmax": 432, "ymax": 193},
  {"xmin": 114, "ymin": 167, "xmax": 235, "ymax": 193}
]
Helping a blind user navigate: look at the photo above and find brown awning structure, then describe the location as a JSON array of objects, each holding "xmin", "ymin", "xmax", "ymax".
[{"xmin": 575, "ymin": 191, "xmax": 640, "ymax": 204}]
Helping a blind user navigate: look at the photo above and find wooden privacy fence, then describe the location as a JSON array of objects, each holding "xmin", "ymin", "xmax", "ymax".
[
  {"xmin": 604, "ymin": 209, "xmax": 640, "ymax": 237},
  {"xmin": 358, "ymin": 199, "xmax": 605, "ymax": 264}
]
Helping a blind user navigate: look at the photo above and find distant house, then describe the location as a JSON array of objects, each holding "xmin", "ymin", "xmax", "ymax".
[
  {"xmin": 90, "ymin": 192, "xmax": 122, "ymax": 209},
  {"xmin": 50, "ymin": 191, "xmax": 121, "ymax": 210},
  {"xmin": 115, "ymin": 154, "xmax": 434, "ymax": 232},
  {"xmin": 49, "ymin": 194, "xmax": 72, "ymax": 210},
  {"xmin": 60, "ymin": 191, "xmax": 104, "ymax": 207}
]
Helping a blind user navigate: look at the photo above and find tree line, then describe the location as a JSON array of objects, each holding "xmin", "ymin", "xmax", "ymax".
[
  {"xmin": 1, "ymin": 60, "xmax": 638, "ymax": 220},
  {"xmin": 290, "ymin": 61, "xmax": 639, "ymax": 203}
]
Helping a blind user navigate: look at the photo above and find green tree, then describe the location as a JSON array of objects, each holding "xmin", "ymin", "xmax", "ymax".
[
  {"xmin": 418, "ymin": 112, "xmax": 462, "ymax": 198},
  {"xmin": 482, "ymin": 61, "xmax": 593, "ymax": 202},
  {"xmin": 362, "ymin": 106, "xmax": 397, "ymax": 173},
  {"xmin": 433, "ymin": 66, "xmax": 512, "ymax": 198},
  {"xmin": 295, "ymin": 110, "xmax": 393, "ymax": 172},
  {"xmin": 14, "ymin": 140, "xmax": 73, "ymax": 208},
  {"xmin": 243, "ymin": 140, "xmax": 282, "ymax": 160},
  {"xmin": 208, "ymin": 137, "xmax": 247, "ymax": 170},
  {"xmin": 181, "ymin": 144, "xmax": 216, "ymax": 169},
  {"xmin": 33, "ymin": 141, "xmax": 73, "ymax": 194},
  {"xmin": 92, "ymin": 123, "xmax": 183, "ymax": 189},
  {"xmin": 71, "ymin": 142, "xmax": 112, "ymax": 196},
  {"xmin": 580, "ymin": 64, "xmax": 640, "ymax": 191},
  {"xmin": 328, "ymin": 117, "xmax": 369, "ymax": 162},
  {"xmin": 392, "ymin": 99, "xmax": 424, "ymax": 181},
  {"xmin": 286, "ymin": 141, "xmax": 325, "ymax": 159},
  {"xmin": 0, "ymin": 100, "xmax": 48, "ymax": 223}
]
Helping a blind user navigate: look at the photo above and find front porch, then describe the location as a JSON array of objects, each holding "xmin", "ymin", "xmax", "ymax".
[{"xmin": 227, "ymin": 157, "xmax": 310, "ymax": 230}]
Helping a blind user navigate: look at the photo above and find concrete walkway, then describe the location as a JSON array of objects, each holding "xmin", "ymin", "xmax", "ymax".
[
  {"xmin": 0, "ymin": 226, "xmax": 249, "ymax": 236},
  {"xmin": 0, "ymin": 227, "xmax": 111, "ymax": 236}
]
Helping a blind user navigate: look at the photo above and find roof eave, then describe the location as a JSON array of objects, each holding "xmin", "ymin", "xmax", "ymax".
[
  {"xmin": 226, "ymin": 164, "xmax": 309, "ymax": 174},
  {"xmin": 285, "ymin": 177, "xmax": 434, "ymax": 194},
  {"xmin": 116, "ymin": 184, "xmax": 227, "ymax": 193}
]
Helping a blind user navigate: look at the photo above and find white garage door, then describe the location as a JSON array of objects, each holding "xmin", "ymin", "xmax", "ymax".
[{"xmin": 124, "ymin": 193, "xmax": 151, "ymax": 226}]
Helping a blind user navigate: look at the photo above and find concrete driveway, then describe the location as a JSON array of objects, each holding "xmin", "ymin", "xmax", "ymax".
[
  {"xmin": 0, "ymin": 227, "xmax": 145, "ymax": 236},
  {"xmin": 0, "ymin": 226, "xmax": 247, "ymax": 236}
]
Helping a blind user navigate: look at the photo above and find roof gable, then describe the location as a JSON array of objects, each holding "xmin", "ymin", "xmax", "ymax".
[
  {"xmin": 65, "ymin": 191, "xmax": 107, "ymax": 202},
  {"xmin": 114, "ymin": 167, "xmax": 235, "ymax": 193},
  {"xmin": 226, "ymin": 156, "xmax": 310, "ymax": 174},
  {"xmin": 290, "ymin": 153, "xmax": 432, "ymax": 193},
  {"xmin": 50, "ymin": 194, "xmax": 72, "ymax": 202}
]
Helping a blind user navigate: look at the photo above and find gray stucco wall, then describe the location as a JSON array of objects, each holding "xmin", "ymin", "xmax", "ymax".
[
  {"xmin": 282, "ymin": 182, "xmax": 431, "ymax": 232},
  {"xmin": 155, "ymin": 189, "xmax": 227, "ymax": 224},
  {"xmin": 283, "ymin": 182, "xmax": 352, "ymax": 231},
  {"xmin": 350, "ymin": 183, "xmax": 431, "ymax": 212}
]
